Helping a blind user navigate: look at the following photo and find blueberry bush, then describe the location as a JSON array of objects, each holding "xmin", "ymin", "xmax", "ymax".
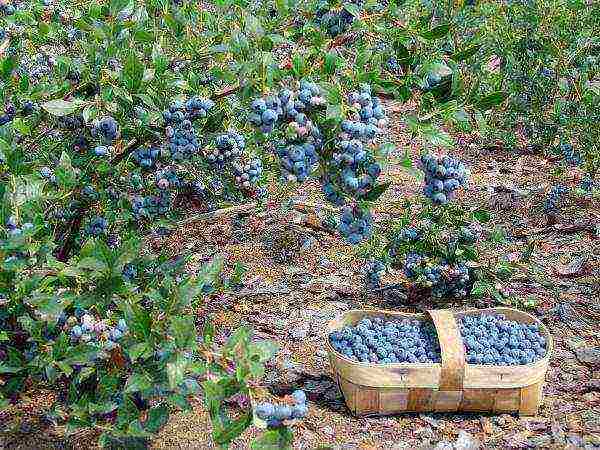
[{"xmin": 0, "ymin": 0, "xmax": 590, "ymax": 447}]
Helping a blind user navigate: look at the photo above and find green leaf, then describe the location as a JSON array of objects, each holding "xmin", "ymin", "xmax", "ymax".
[
  {"xmin": 213, "ymin": 412, "xmax": 253, "ymax": 445},
  {"xmin": 420, "ymin": 24, "xmax": 450, "ymax": 40},
  {"xmin": 166, "ymin": 356, "xmax": 187, "ymax": 389},
  {"xmin": 291, "ymin": 55, "xmax": 304, "ymax": 78},
  {"xmin": 470, "ymin": 280, "xmax": 492, "ymax": 298},
  {"xmin": 125, "ymin": 372, "xmax": 153, "ymax": 393},
  {"xmin": 61, "ymin": 344, "xmax": 98, "ymax": 365},
  {"xmin": 145, "ymin": 404, "xmax": 169, "ymax": 434},
  {"xmin": 0, "ymin": 363, "xmax": 24, "ymax": 374},
  {"xmin": 475, "ymin": 92, "xmax": 509, "ymax": 111},
  {"xmin": 344, "ymin": 3, "xmax": 360, "ymax": 16},
  {"xmin": 363, "ymin": 182, "xmax": 391, "ymax": 201},
  {"xmin": 128, "ymin": 342, "xmax": 151, "ymax": 362},
  {"xmin": 166, "ymin": 393, "xmax": 191, "ymax": 411},
  {"xmin": 41, "ymin": 99, "xmax": 84, "ymax": 117},
  {"xmin": 450, "ymin": 44, "xmax": 482, "ymax": 62},
  {"xmin": 123, "ymin": 52, "xmax": 144, "ymax": 92},
  {"xmin": 251, "ymin": 427, "xmax": 294, "ymax": 450},
  {"xmin": 326, "ymin": 103, "xmax": 342, "ymax": 121},
  {"xmin": 323, "ymin": 51, "xmax": 338, "ymax": 75},
  {"xmin": 472, "ymin": 208, "xmax": 491, "ymax": 223},
  {"xmin": 56, "ymin": 361, "xmax": 73, "ymax": 377},
  {"xmin": 77, "ymin": 256, "xmax": 108, "ymax": 272},
  {"xmin": 419, "ymin": 124, "xmax": 455, "ymax": 148},
  {"xmin": 169, "ymin": 316, "xmax": 196, "ymax": 349},
  {"xmin": 224, "ymin": 326, "xmax": 251, "ymax": 354}
]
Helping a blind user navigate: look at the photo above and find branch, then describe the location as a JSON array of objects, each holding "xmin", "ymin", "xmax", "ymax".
[
  {"xmin": 109, "ymin": 137, "xmax": 143, "ymax": 166},
  {"xmin": 231, "ymin": 286, "xmax": 292, "ymax": 298},
  {"xmin": 513, "ymin": 221, "xmax": 599, "ymax": 239},
  {"xmin": 179, "ymin": 203, "xmax": 258, "ymax": 225},
  {"xmin": 211, "ymin": 83, "xmax": 244, "ymax": 100},
  {"xmin": 55, "ymin": 209, "xmax": 86, "ymax": 262}
]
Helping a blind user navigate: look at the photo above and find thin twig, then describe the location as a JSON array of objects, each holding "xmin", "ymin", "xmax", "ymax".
[{"xmin": 232, "ymin": 287, "xmax": 292, "ymax": 298}]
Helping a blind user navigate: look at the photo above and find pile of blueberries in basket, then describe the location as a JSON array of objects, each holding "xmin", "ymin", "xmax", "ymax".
[
  {"xmin": 329, "ymin": 316, "xmax": 443, "ymax": 364},
  {"xmin": 329, "ymin": 314, "xmax": 548, "ymax": 366}
]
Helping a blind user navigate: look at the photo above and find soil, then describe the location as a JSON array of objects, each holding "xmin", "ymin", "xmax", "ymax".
[{"xmin": 2, "ymin": 99, "xmax": 599, "ymax": 450}]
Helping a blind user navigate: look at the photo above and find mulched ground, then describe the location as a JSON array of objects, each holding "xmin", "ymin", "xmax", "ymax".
[{"xmin": 2, "ymin": 99, "xmax": 600, "ymax": 449}]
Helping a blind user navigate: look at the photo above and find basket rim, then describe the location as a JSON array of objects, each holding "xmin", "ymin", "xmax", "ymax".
[{"xmin": 326, "ymin": 307, "xmax": 553, "ymax": 370}]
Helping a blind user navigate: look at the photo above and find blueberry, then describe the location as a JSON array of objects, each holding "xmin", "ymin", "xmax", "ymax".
[
  {"xmin": 273, "ymin": 405, "xmax": 292, "ymax": 420},
  {"xmin": 291, "ymin": 404, "xmax": 308, "ymax": 419},
  {"xmin": 255, "ymin": 403, "xmax": 275, "ymax": 419}
]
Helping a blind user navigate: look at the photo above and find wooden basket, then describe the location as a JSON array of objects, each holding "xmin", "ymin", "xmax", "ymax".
[{"xmin": 326, "ymin": 307, "xmax": 553, "ymax": 416}]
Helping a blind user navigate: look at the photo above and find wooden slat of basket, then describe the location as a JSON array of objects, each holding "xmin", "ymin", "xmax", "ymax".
[
  {"xmin": 519, "ymin": 381, "xmax": 543, "ymax": 416},
  {"xmin": 407, "ymin": 388, "xmax": 434, "ymax": 412},
  {"xmin": 427, "ymin": 310, "xmax": 466, "ymax": 391},
  {"xmin": 460, "ymin": 388, "xmax": 495, "ymax": 411},
  {"xmin": 494, "ymin": 388, "xmax": 522, "ymax": 412},
  {"xmin": 380, "ymin": 388, "xmax": 410, "ymax": 413}
]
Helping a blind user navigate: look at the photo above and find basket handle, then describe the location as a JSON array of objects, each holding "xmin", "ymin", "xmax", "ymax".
[{"xmin": 427, "ymin": 309, "xmax": 465, "ymax": 391}]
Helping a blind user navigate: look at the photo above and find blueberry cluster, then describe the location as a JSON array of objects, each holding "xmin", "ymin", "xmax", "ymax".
[
  {"xmin": 122, "ymin": 263, "xmax": 137, "ymax": 282},
  {"xmin": 66, "ymin": 27, "xmax": 82, "ymax": 42},
  {"xmin": 248, "ymin": 82, "xmax": 325, "ymax": 184},
  {"xmin": 68, "ymin": 314, "xmax": 128, "ymax": 358},
  {"xmin": 92, "ymin": 116, "xmax": 120, "ymax": 143},
  {"xmin": 388, "ymin": 224, "xmax": 477, "ymax": 299},
  {"xmin": 249, "ymin": 82, "xmax": 326, "ymax": 134},
  {"xmin": 419, "ymin": 154, "xmax": 469, "ymax": 205},
  {"xmin": 198, "ymin": 74, "xmax": 217, "ymax": 85},
  {"xmin": 86, "ymin": 216, "xmax": 107, "ymax": 236},
  {"xmin": 560, "ymin": 143, "xmax": 581, "ymax": 166},
  {"xmin": 206, "ymin": 131, "xmax": 245, "ymax": 164},
  {"xmin": 331, "ymin": 140, "xmax": 382, "ymax": 197},
  {"xmin": 321, "ymin": 180, "xmax": 345, "ymax": 206},
  {"xmin": 315, "ymin": 3, "xmax": 355, "ymax": 37},
  {"xmin": 92, "ymin": 145, "xmax": 110, "ymax": 157},
  {"xmin": 286, "ymin": 80, "xmax": 326, "ymax": 119},
  {"xmin": 166, "ymin": 120, "xmax": 201, "ymax": 161},
  {"xmin": 329, "ymin": 317, "xmax": 442, "ymax": 364},
  {"xmin": 17, "ymin": 53, "xmax": 54, "ymax": 82},
  {"xmin": 0, "ymin": 2, "xmax": 15, "ymax": 15},
  {"xmin": 56, "ymin": 115, "xmax": 84, "ymax": 131},
  {"xmin": 231, "ymin": 159, "xmax": 263, "ymax": 189},
  {"xmin": 0, "ymin": 104, "xmax": 16, "ymax": 126},
  {"xmin": 275, "ymin": 142, "xmax": 318, "ymax": 182},
  {"xmin": 82, "ymin": 185, "xmax": 99, "ymax": 201},
  {"xmin": 39, "ymin": 166, "xmax": 57, "ymax": 183},
  {"xmin": 187, "ymin": 179, "xmax": 209, "ymax": 199},
  {"xmin": 163, "ymin": 97, "xmax": 215, "ymax": 124},
  {"xmin": 155, "ymin": 168, "xmax": 181, "ymax": 190},
  {"xmin": 133, "ymin": 146, "xmax": 160, "ymax": 169},
  {"xmin": 249, "ymin": 96, "xmax": 282, "ymax": 133},
  {"xmin": 386, "ymin": 57, "xmax": 401, "ymax": 75},
  {"xmin": 364, "ymin": 259, "xmax": 385, "ymax": 287},
  {"xmin": 132, "ymin": 192, "xmax": 171, "ymax": 218},
  {"xmin": 580, "ymin": 175, "xmax": 596, "ymax": 192},
  {"xmin": 460, "ymin": 314, "xmax": 547, "ymax": 365},
  {"xmin": 403, "ymin": 254, "xmax": 471, "ymax": 298},
  {"xmin": 338, "ymin": 205, "xmax": 373, "ymax": 244},
  {"xmin": 5, "ymin": 216, "xmax": 34, "ymax": 237},
  {"xmin": 254, "ymin": 390, "xmax": 308, "ymax": 428},
  {"xmin": 345, "ymin": 84, "xmax": 387, "ymax": 133},
  {"xmin": 544, "ymin": 185, "xmax": 568, "ymax": 214}
]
